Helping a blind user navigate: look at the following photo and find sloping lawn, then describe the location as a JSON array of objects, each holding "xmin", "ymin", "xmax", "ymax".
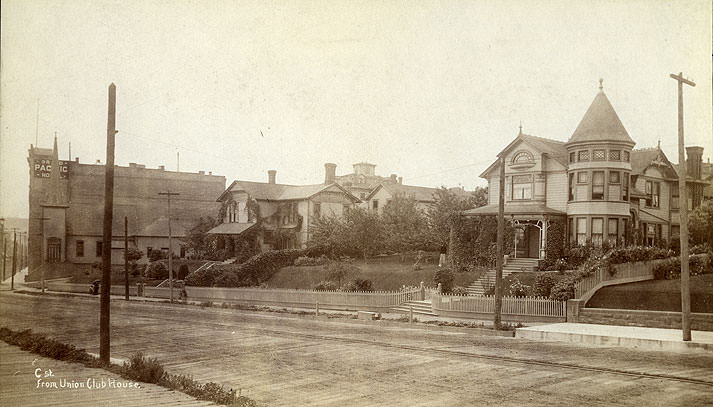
[
  {"xmin": 586, "ymin": 274, "xmax": 713, "ymax": 313},
  {"xmin": 267, "ymin": 259, "xmax": 484, "ymax": 291}
]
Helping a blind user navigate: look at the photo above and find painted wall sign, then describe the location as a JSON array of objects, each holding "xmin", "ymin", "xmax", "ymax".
[{"xmin": 33, "ymin": 158, "xmax": 70, "ymax": 179}]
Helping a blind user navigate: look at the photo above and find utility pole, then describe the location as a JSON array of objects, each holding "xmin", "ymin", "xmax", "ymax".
[
  {"xmin": 158, "ymin": 191, "xmax": 180, "ymax": 303},
  {"xmin": 124, "ymin": 216, "xmax": 129, "ymax": 300},
  {"xmin": 670, "ymin": 72, "xmax": 695, "ymax": 341},
  {"xmin": 11, "ymin": 230, "xmax": 17, "ymax": 290},
  {"xmin": 494, "ymin": 155, "xmax": 505, "ymax": 328},
  {"xmin": 100, "ymin": 83, "xmax": 117, "ymax": 364},
  {"xmin": 2, "ymin": 235, "xmax": 7, "ymax": 282}
]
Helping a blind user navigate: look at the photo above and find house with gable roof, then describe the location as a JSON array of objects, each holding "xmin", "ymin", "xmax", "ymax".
[
  {"xmin": 465, "ymin": 81, "xmax": 709, "ymax": 261},
  {"xmin": 208, "ymin": 168, "xmax": 361, "ymax": 251}
]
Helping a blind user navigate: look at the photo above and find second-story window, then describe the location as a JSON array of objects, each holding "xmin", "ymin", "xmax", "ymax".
[
  {"xmin": 609, "ymin": 171, "xmax": 620, "ymax": 184},
  {"xmin": 671, "ymin": 184, "xmax": 680, "ymax": 209},
  {"xmin": 622, "ymin": 173, "xmax": 629, "ymax": 201},
  {"xmin": 609, "ymin": 150, "xmax": 621, "ymax": 161},
  {"xmin": 313, "ymin": 203, "xmax": 321, "ymax": 217},
  {"xmin": 592, "ymin": 171, "xmax": 604, "ymax": 200},
  {"xmin": 645, "ymin": 180, "xmax": 660, "ymax": 208},
  {"xmin": 623, "ymin": 151, "xmax": 630, "ymax": 162},
  {"xmin": 593, "ymin": 149, "xmax": 606, "ymax": 161},
  {"xmin": 569, "ymin": 152, "xmax": 576, "ymax": 163},
  {"xmin": 578, "ymin": 150, "xmax": 589, "ymax": 161},
  {"xmin": 96, "ymin": 241, "xmax": 103, "ymax": 257},
  {"xmin": 76, "ymin": 240, "xmax": 84, "ymax": 257},
  {"xmin": 568, "ymin": 173, "xmax": 575, "ymax": 201},
  {"xmin": 372, "ymin": 200, "xmax": 379, "ymax": 211},
  {"xmin": 511, "ymin": 175, "xmax": 532, "ymax": 200}
]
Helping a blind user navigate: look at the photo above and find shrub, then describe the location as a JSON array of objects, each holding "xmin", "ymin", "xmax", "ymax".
[
  {"xmin": 177, "ymin": 264, "xmax": 190, "ymax": 280},
  {"xmin": 294, "ymin": 255, "xmax": 329, "ymax": 267},
  {"xmin": 532, "ymin": 273, "xmax": 556, "ymax": 297},
  {"xmin": 434, "ymin": 267, "xmax": 455, "ymax": 293},
  {"xmin": 549, "ymin": 278, "xmax": 576, "ymax": 301},
  {"xmin": 313, "ymin": 280, "xmax": 339, "ymax": 291},
  {"xmin": 122, "ymin": 352, "xmax": 165, "ymax": 383},
  {"xmin": 653, "ymin": 253, "xmax": 712, "ymax": 280},
  {"xmin": 146, "ymin": 261, "xmax": 168, "ymax": 280},
  {"xmin": 451, "ymin": 286, "xmax": 469, "ymax": 296},
  {"xmin": 149, "ymin": 250, "xmax": 166, "ymax": 262},
  {"xmin": 508, "ymin": 278, "xmax": 530, "ymax": 297},
  {"xmin": 342, "ymin": 278, "xmax": 373, "ymax": 292},
  {"xmin": 325, "ymin": 261, "xmax": 357, "ymax": 286}
]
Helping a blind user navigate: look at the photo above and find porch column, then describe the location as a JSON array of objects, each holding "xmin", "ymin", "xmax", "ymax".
[{"xmin": 540, "ymin": 220, "xmax": 547, "ymax": 260}]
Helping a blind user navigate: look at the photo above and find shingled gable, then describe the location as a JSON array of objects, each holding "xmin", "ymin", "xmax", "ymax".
[
  {"xmin": 631, "ymin": 148, "xmax": 677, "ymax": 178},
  {"xmin": 479, "ymin": 133, "xmax": 568, "ymax": 179},
  {"xmin": 217, "ymin": 180, "xmax": 360, "ymax": 203},
  {"xmin": 567, "ymin": 90, "xmax": 635, "ymax": 146}
]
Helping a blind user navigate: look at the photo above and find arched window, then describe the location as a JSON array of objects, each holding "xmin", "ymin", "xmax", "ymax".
[{"xmin": 512, "ymin": 151, "xmax": 534, "ymax": 164}]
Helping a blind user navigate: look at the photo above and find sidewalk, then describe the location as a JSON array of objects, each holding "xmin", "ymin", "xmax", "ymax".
[
  {"xmin": 0, "ymin": 342, "xmax": 216, "ymax": 406},
  {"xmin": 516, "ymin": 322, "xmax": 713, "ymax": 352}
]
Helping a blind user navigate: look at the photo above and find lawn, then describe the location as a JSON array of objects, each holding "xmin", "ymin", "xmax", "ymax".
[
  {"xmin": 266, "ymin": 256, "xmax": 485, "ymax": 291},
  {"xmin": 586, "ymin": 274, "xmax": 713, "ymax": 313}
]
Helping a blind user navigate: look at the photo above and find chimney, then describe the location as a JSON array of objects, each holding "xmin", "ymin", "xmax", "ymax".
[
  {"xmin": 75, "ymin": 157, "xmax": 79, "ymax": 163},
  {"xmin": 159, "ymin": 165, "xmax": 165, "ymax": 171},
  {"xmin": 398, "ymin": 176, "xmax": 403, "ymax": 184},
  {"xmin": 268, "ymin": 170, "xmax": 277, "ymax": 184},
  {"xmin": 686, "ymin": 146, "xmax": 704, "ymax": 180},
  {"xmin": 390, "ymin": 174, "xmax": 397, "ymax": 183},
  {"xmin": 324, "ymin": 163, "xmax": 337, "ymax": 184}
]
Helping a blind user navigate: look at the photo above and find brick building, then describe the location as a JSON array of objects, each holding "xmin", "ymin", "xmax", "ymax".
[{"xmin": 27, "ymin": 137, "xmax": 225, "ymax": 271}]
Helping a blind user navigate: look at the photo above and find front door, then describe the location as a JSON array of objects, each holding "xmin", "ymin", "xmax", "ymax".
[{"xmin": 527, "ymin": 225, "xmax": 540, "ymax": 258}]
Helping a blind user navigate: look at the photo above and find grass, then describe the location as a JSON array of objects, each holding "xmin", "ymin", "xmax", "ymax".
[
  {"xmin": 267, "ymin": 258, "xmax": 484, "ymax": 291},
  {"xmin": 587, "ymin": 274, "xmax": 713, "ymax": 313},
  {"xmin": 0, "ymin": 326, "xmax": 256, "ymax": 406}
]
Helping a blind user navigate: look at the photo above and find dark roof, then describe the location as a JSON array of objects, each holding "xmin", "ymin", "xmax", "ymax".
[
  {"xmin": 462, "ymin": 203, "xmax": 565, "ymax": 216},
  {"xmin": 366, "ymin": 183, "xmax": 439, "ymax": 202},
  {"xmin": 567, "ymin": 91, "xmax": 635, "ymax": 146},
  {"xmin": 631, "ymin": 148, "xmax": 663, "ymax": 175},
  {"xmin": 219, "ymin": 180, "xmax": 360, "ymax": 202},
  {"xmin": 206, "ymin": 222, "xmax": 256, "ymax": 235}
]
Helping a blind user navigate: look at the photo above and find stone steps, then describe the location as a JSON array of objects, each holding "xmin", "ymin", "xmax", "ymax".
[{"xmin": 466, "ymin": 258, "xmax": 540, "ymax": 296}]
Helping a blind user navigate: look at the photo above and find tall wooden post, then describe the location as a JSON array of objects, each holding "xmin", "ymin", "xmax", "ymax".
[
  {"xmin": 124, "ymin": 216, "xmax": 129, "ymax": 300},
  {"xmin": 159, "ymin": 191, "xmax": 180, "ymax": 303},
  {"xmin": 2, "ymin": 237, "xmax": 7, "ymax": 282},
  {"xmin": 100, "ymin": 83, "xmax": 117, "ymax": 363},
  {"xmin": 494, "ymin": 155, "xmax": 505, "ymax": 328},
  {"xmin": 670, "ymin": 72, "xmax": 695, "ymax": 341}
]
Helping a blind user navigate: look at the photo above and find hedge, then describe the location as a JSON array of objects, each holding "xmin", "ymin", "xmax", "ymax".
[{"xmin": 185, "ymin": 245, "xmax": 329, "ymax": 287}]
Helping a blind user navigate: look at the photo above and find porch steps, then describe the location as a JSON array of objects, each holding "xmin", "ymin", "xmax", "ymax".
[
  {"xmin": 466, "ymin": 258, "xmax": 540, "ymax": 296},
  {"xmin": 390, "ymin": 300, "xmax": 437, "ymax": 316}
]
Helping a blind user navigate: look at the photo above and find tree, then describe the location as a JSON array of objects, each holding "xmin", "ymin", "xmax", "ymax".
[
  {"xmin": 182, "ymin": 217, "xmax": 218, "ymax": 259},
  {"xmin": 381, "ymin": 194, "xmax": 430, "ymax": 253},
  {"xmin": 689, "ymin": 200, "xmax": 713, "ymax": 248},
  {"xmin": 309, "ymin": 214, "xmax": 349, "ymax": 256},
  {"xmin": 427, "ymin": 186, "xmax": 487, "ymax": 252},
  {"xmin": 124, "ymin": 247, "xmax": 143, "ymax": 276},
  {"xmin": 343, "ymin": 207, "xmax": 385, "ymax": 260}
]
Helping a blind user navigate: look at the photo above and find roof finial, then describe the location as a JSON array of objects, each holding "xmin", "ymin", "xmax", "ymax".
[
  {"xmin": 599, "ymin": 78, "xmax": 603, "ymax": 91},
  {"xmin": 518, "ymin": 121, "xmax": 523, "ymax": 135}
]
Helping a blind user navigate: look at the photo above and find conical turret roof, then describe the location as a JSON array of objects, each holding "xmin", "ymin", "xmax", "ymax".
[{"xmin": 567, "ymin": 89, "xmax": 635, "ymax": 146}]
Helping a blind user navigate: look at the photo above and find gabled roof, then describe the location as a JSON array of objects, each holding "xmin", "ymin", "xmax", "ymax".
[
  {"xmin": 567, "ymin": 91, "xmax": 635, "ymax": 146},
  {"xmin": 366, "ymin": 183, "xmax": 438, "ymax": 202},
  {"xmin": 631, "ymin": 148, "xmax": 677, "ymax": 179},
  {"xmin": 479, "ymin": 133, "xmax": 568, "ymax": 178},
  {"xmin": 218, "ymin": 180, "xmax": 360, "ymax": 203}
]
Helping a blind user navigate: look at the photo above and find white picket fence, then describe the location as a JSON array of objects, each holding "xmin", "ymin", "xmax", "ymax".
[
  {"xmin": 432, "ymin": 293, "xmax": 566, "ymax": 319},
  {"xmin": 185, "ymin": 286, "xmax": 421, "ymax": 310}
]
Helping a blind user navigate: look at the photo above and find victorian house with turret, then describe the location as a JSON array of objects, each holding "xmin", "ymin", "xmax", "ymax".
[{"xmin": 465, "ymin": 82, "xmax": 709, "ymax": 263}]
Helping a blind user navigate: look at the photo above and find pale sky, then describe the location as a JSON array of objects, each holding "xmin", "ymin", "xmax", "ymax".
[{"xmin": 1, "ymin": 0, "xmax": 711, "ymax": 218}]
